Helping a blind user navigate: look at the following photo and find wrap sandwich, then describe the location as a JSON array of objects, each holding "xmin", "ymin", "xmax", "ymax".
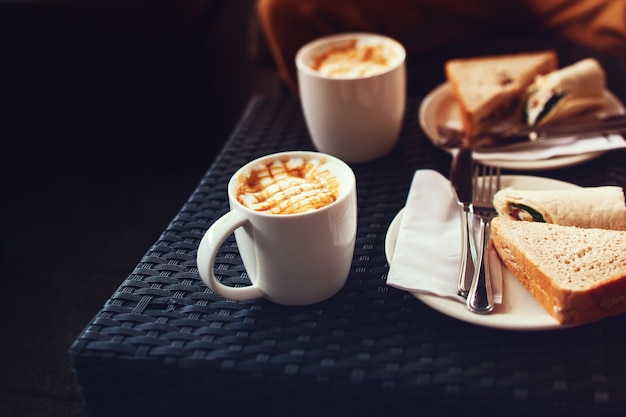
[
  {"xmin": 524, "ymin": 58, "xmax": 606, "ymax": 126},
  {"xmin": 493, "ymin": 186, "xmax": 626, "ymax": 230}
]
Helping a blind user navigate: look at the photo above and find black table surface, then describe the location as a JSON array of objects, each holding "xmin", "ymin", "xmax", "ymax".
[{"xmin": 70, "ymin": 95, "xmax": 626, "ymax": 417}]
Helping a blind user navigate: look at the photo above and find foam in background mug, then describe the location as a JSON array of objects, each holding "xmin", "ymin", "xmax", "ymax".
[
  {"xmin": 196, "ymin": 151, "xmax": 357, "ymax": 306},
  {"xmin": 296, "ymin": 33, "xmax": 406, "ymax": 163}
]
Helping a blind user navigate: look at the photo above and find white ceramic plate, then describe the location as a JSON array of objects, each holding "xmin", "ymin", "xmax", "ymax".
[
  {"xmin": 419, "ymin": 83, "xmax": 626, "ymax": 170},
  {"xmin": 385, "ymin": 175, "xmax": 581, "ymax": 331}
]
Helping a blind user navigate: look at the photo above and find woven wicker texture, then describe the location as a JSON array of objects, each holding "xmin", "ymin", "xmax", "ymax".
[{"xmin": 70, "ymin": 96, "xmax": 626, "ymax": 417}]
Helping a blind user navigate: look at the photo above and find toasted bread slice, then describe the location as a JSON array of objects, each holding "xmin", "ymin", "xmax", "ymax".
[
  {"xmin": 445, "ymin": 51, "xmax": 558, "ymax": 146},
  {"xmin": 491, "ymin": 216, "xmax": 626, "ymax": 325}
]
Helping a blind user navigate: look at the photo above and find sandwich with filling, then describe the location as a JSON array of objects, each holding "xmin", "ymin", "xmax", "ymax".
[
  {"xmin": 524, "ymin": 58, "xmax": 606, "ymax": 126},
  {"xmin": 445, "ymin": 50, "xmax": 558, "ymax": 147},
  {"xmin": 493, "ymin": 186, "xmax": 626, "ymax": 230}
]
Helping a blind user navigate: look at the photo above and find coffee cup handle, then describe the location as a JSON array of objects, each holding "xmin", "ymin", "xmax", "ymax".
[{"xmin": 196, "ymin": 210, "xmax": 265, "ymax": 301}]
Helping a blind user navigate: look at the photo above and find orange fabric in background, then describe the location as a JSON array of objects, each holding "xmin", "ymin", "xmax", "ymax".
[{"xmin": 256, "ymin": 0, "xmax": 626, "ymax": 94}]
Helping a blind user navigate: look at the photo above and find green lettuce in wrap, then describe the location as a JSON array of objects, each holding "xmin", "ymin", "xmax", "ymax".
[
  {"xmin": 524, "ymin": 58, "xmax": 606, "ymax": 126},
  {"xmin": 493, "ymin": 186, "xmax": 626, "ymax": 230}
]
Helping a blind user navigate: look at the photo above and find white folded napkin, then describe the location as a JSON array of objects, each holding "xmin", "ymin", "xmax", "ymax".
[
  {"xmin": 387, "ymin": 170, "xmax": 502, "ymax": 304},
  {"xmin": 474, "ymin": 134, "xmax": 626, "ymax": 162}
]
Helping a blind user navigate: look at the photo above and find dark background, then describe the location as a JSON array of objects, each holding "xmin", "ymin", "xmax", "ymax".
[{"xmin": 1, "ymin": 1, "xmax": 282, "ymax": 415}]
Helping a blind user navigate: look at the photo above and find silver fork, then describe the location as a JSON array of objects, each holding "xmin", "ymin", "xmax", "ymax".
[{"xmin": 466, "ymin": 164, "xmax": 501, "ymax": 314}]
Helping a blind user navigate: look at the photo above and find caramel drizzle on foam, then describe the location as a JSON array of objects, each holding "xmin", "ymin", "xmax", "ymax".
[
  {"xmin": 311, "ymin": 40, "xmax": 390, "ymax": 78},
  {"xmin": 237, "ymin": 157, "xmax": 340, "ymax": 215}
]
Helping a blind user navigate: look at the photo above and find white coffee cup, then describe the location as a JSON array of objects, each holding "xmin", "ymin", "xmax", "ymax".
[
  {"xmin": 196, "ymin": 151, "xmax": 357, "ymax": 306},
  {"xmin": 296, "ymin": 32, "xmax": 406, "ymax": 163}
]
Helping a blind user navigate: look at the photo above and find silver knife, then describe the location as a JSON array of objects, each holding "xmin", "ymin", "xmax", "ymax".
[
  {"xmin": 449, "ymin": 147, "xmax": 475, "ymax": 297},
  {"xmin": 437, "ymin": 114, "xmax": 626, "ymax": 149}
]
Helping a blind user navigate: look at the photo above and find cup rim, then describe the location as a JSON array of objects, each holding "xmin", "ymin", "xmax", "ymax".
[
  {"xmin": 228, "ymin": 150, "xmax": 356, "ymax": 217},
  {"xmin": 295, "ymin": 32, "xmax": 406, "ymax": 80}
]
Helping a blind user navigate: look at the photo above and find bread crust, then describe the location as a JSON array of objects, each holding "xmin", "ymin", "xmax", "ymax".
[{"xmin": 491, "ymin": 217, "xmax": 626, "ymax": 325}]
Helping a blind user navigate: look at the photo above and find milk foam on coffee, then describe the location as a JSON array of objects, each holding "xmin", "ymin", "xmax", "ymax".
[
  {"xmin": 236, "ymin": 157, "xmax": 340, "ymax": 215},
  {"xmin": 311, "ymin": 39, "xmax": 398, "ymax": 78}
]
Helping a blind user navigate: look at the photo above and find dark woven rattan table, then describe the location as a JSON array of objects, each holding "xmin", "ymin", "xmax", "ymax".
[{"xmin": 70, "ymin": 95, "xmax": 626, "ymax": 417}]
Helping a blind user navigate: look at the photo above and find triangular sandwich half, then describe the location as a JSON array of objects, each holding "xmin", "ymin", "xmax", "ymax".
[
  {"xmin": 491, "ymin": 216, "xmax": 626, "ymax": 326},
  {"xmin": 445, "ymin": 50, "xmax": 558, "ymax": 146}
]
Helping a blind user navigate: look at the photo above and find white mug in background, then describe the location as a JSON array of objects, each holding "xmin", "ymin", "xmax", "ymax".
[
  {"xmin": 296, "ymin": 32, "xmax": 406, "ymax": 163},
  {"xmin": 196, "ymin": 151, "xmax": 357, "ymax": 306}
]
